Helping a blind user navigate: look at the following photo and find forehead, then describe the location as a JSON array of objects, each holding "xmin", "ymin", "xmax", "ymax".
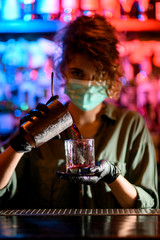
[{"xmin": 65, "ymin": 54, "xmax": 96, "ymax": 73}]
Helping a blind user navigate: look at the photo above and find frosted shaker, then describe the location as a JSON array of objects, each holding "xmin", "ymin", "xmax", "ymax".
[{"xmin": 20, "ymin": 99, "xmax": 73, "ymax": 148}]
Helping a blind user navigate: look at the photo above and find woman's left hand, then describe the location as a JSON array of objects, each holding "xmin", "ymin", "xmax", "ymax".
[{"xmin": 56, "ymin": 160, "xmax": 121, "ymax": 184}]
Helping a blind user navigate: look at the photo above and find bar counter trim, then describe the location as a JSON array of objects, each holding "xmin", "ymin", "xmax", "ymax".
[{"xmin": 0, "ymin": 208, "xmax": 160, "ymax": 216}]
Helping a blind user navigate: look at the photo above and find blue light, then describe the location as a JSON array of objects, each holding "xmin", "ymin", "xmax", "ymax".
[
  {"xmin": 42, "ymin": 14, "xmax": 51, "ymax": 21},
  {"xmin": 64, "ymin": 14, "xmax": 72, "ymax": 22},
  {"xmin": 24, "ymin": 14, "xmax": 32, "ymax": 21},
  {"xmin": 83, "ymin": 10, "xmax": 93, "ymax": 17},
  {"xmin": 121, "ymin": 77, "xmax": 127, "ymax": 85},
  {"xmin": 64, "ymin": 7, "xmax": 72, "ymax": 14},
  {"xmin": 14, "ymin": 109, "xmax": 21, "ymax": 117},
  {"xmin": 140, "ymin": 70, "xmax": 147, "ymax": 77},
  {"xmin": 138, "ymin": 14, "xmax": 145, "ymax": 21}
]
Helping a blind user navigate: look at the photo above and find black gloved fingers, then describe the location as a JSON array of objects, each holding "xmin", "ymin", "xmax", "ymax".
[
  {"xmin": 56, "ymin": 160, "xmax": 121, "ymax": 185},
  {"xmin": 20, "ymin": 113, "xmax": 31, "ymax": 126},
  {"xmin": 102, "ymin": 161, "xmax": 121, "ymax": 184},
  {"xmin": 46, "ymin": 95, "xmax": 59, "ymax": 105},
  {"xmin": 36, "ymin": 103, "xmax": 49, "ymax": 114},
  {"xmin": 57, "ymin": 172, "xmax": 99, "ymax": 184},
  {"xmin": 90, "ymin": 160, "xmax": 121, "ymax": 184},
  {"xmin": 69, "ymin": 175, "xmax": 99, "ymax": 184},
  {"xmin": 20, "ymin": 109, "xmax": 44, "ymax": 126},
  {"xmin": 29, "ymin": 108, "xmax": 46, "ymax": 118},
  {"xmin": 90, "ymin": 160, "xmax": 109, "ymax": 174},
  {"xmin": 9, "ymin": 130, "xmax": 32, "ymax": 153},
  {"xmin": 90, "ymin": 165, "xmax": 101, "ymax": 174},
  {"xmin": 19, "ymin": 111, "xmax": 39, "ymax": 126}
]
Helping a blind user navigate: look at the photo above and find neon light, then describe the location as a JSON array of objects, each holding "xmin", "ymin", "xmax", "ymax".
[
  {"xmin": 155, "ymin": 2, "xmax": 160, "ymax": 21},
  {"xmin": 14, "ymin": 109, "xmax": 21, "ymax": 117},
  {"xmin": 20, "ymin": 103, "xmax": 29, "ymax": 111},
  {"xmin": 24, "ymin": 14, "xmax": 32, "ymax": 21}
]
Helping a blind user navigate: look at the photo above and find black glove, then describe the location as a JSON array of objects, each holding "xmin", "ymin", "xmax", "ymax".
[
  {"xmin": 57, "ymin": 160, "xmax": 121, "ymax": 184},
  {"xmin": 9, "ymin": 95, "xmax": 59, "ymax": 153},
  {"xmin": 9, "ymin": 129, "xmax": 32, "ymax": 153}
]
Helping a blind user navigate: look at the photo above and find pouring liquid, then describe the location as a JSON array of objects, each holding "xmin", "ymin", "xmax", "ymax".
[
  {"xmin": 71, "ymin": 123, "xmax": 83, "ymax": 139},
  {"xmin": 69, "ymin": 124, "xmax": 93, "ymax": 172}
]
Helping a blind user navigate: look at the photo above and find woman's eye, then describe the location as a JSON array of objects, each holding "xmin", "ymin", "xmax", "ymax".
[{"xmin": 69, "ymin": 69, "xmax": 84, "ymax": 79}]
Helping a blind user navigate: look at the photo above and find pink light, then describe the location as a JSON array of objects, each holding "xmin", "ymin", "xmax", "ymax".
[
  {"xmin": 101, "ymin": 0, "xmax": 118, "ymax": 10},
  {"xmin": 64, "ymin": 7, "xmax": 72, "ymax": 14},
  {"xmin": 155, "ymin": 2, "xmax": 160, "ymax": 21},
  {"xmin": 136, "ymin": 71, "xmax": 148, "ymax": 84},
  {"xmin": 153, "ymin": 55, "xmax": 160, "ymax": 67},
  {"xmin": 103, "ymin": 10, "xmax": 113, "ymax": 18},
  {"xmin": 83, "ymin": 10, "xmax": 94, "ymax": 17},
  {"xmin": 31, "ymin": 14, "xmax": 35, "ymax": 20},
  {"xmin": 24, "ymin": 0, "xmax": 35, "ymax": 4},
  {"xmin": 30, "ymin": 70, "xmax": 38, "ymax": 80},
  {"xmin": 120, "ymin": 0, "xmax": 135, "ymax": 13},
  {"xmin": 117, "ymin": 43, "xmax": 126, "ymax": 56},
  {"xmin": 138, "ymin": 0, "xmax": 149, "ymax": 12},
  {"xmin": 81, "ymin": 0, "xmax": 99, "ymax": 10},
  {"xmin": 61, "ymin": 0, "xmax": 79, "ymax": 9}
]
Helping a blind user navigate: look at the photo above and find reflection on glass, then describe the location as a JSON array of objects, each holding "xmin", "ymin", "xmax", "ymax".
[
  {"xmin": 138, "ymin": 0, "xmax": 149, "ymax": 21},
  {"xmin": 120, "ymin": 0, "xmax": 135, "ymax": 19},
  {"xmin": 0, "ymin": 216, "xmax": 18, "ymax": 237}
]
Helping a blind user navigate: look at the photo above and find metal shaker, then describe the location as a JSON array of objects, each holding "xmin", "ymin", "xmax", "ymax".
[{"xmin": 20, "ymin": 99, "xmax": 73, "ymax": 148}]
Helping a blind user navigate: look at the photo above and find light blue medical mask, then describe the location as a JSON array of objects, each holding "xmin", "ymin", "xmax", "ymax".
[{"xmin": 64, "ymin": 79, "xmax": 108, "ymax": 111}]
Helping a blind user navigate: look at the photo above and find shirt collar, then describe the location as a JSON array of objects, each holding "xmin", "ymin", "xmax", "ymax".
[{"xmin": 102, "ymin": 102, "xmax": 118, "ymax": 121}]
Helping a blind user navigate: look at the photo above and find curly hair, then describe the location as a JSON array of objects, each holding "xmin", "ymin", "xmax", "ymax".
[{"xmin": 54, "ymin": 14, "xmax": 123, "ymax": 100}]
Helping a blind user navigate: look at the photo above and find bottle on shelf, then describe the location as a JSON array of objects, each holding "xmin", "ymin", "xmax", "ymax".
[
  {"xmin": 22, "ymin": 0, "xmax": 37, "ymax": 21},
  {"xmin": 60, "ymin": 0, "xmax": 80, "ymax": 22},
  {"xmin": 146, "ymin": 0, "xmax": 156, "ymax": 19},
  {"xmin": 80, "ymin": 0, "xmax": 100, "ymax": 16},
  {"xmin": 120, "ymin": 0, "xmax": 135, "ymax": 19},
  {"xmin": 36, "ymin": 0, "xmax": 60, "ymax": 21},
  {"xmin": 1, "ymin": 0, "xmax": 21, "ymax": 20},
  {"xmin": 100, "ymin": 0, "xmax": 121, "ymax": 19},
  {"xmin": 155, "ymin": 0, "xmax": 160, "ymax": 20},
  {"xmin": 138, "ymin": 0, "xmax": 150, "ymax": 21}
]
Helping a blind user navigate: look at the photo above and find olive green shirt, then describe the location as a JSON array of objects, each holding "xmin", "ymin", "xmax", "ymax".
[{"xmin": 0, "ymin": 102, "xmax": 159, "ymax": 208}]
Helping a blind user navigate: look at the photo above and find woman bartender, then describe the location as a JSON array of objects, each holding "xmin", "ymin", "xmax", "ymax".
[{"xmin": 0, "ymin": 14, "xmax": 159, "ymax": 209}]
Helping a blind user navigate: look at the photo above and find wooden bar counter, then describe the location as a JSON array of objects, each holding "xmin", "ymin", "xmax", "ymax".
[{"xmin": 0, "ymin": 209, "xmax": 160, "ymax": 239}]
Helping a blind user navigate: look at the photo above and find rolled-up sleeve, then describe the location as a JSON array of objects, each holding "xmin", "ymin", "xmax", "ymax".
[
  {"xmin": 125, "ymin": 114, "xmax": 159, "ymax": 208},
  {"xmin": 135, "ymin": 186, "xmax": 158, "ymax": 208},
  {"xmin": 0, "ymin": 171, "xmax": 17, "ymax": 206}
]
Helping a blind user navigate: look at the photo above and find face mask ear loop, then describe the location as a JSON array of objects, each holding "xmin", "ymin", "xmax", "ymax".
[{"xmin": 106, "ymin": 89, "xmax": 111, "ymax": 99}]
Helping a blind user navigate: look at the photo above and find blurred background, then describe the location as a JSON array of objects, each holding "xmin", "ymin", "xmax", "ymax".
[{"xmin": 0, "ymin": 0, "xmax": 160, "ymax": 163}]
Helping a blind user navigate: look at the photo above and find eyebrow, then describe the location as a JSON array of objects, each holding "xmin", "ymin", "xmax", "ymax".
[{"xmin": 68, "ymin": 67, "xmax": 83, "ymax": 72}]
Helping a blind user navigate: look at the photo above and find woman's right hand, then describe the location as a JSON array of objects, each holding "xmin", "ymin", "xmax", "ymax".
[{"xmin": 9, "ymin": 95, "xmax": 59, "ymax": 153}]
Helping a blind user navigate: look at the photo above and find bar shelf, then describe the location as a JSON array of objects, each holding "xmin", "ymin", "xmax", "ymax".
[{"xmin": 0, "ymin": 19, "xmax": 160, "ymax": 33}]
